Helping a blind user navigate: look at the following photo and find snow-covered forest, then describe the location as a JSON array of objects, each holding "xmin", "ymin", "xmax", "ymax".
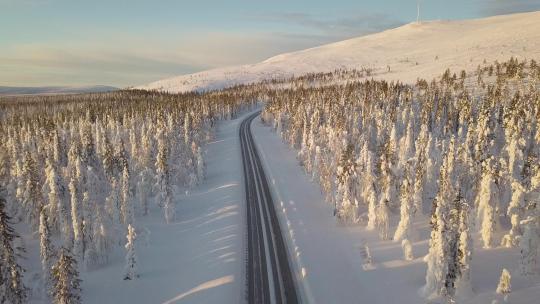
[
  {"xmin": 1, "ymin": 57, "xmax": 539, "ymax": 303},
  {"xmin": 261, "ymin": 58, "xmax": 540, "ymax": 303},
  {"xmin": 0, "ymin": 90, "xmax": 257, "ymax": 303}
]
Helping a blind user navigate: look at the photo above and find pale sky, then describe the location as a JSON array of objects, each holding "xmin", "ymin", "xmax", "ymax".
[{"xmin": 1, "ymin": 0, "xmax": 539, "ymax": 87}]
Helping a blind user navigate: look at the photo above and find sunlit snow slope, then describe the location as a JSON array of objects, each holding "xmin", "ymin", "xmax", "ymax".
[{"xmin": 138, "ymin": 11, "xmax": 540, "ymax": 93}]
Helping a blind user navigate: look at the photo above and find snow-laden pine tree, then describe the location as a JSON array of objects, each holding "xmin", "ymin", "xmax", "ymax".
[
  {"xmin": 496, "ymin": 268, "xmax": 511, "ymax": 295},
  {"xmin": 101, "ymin": 133, "xmax": 115, "ymax": 179},
  {"xmin": 196, "ymin": 146, "xmax": 205, "ymax": 183},
  {"xmin": 298, "ymin": 117, "xmax": 310, "ymax": 168},
  {"xmin": 412, "ymin": 123, "xmax": 429, "ymax": 215},
  {"xmin": 105, "ymin": 177, "xmax": 121, "ymax": 246},
  {"xmin": 69, "ymin": 177, "xmax": 83, "ymax": 259},
  {"xmin": 423, "ymin": 134, "xmax": 441, "ymax": 213},
  {"xmin": 184, "ymin": 111, "xmax": 192, "ymax": 147},
  {"xmin": 475, "ymin": 159, "xmax": 498, "ymax": 248},
  {"xmin": 91, "ymin": 206, "xmax": 110, "ymax": 266},
  {"xmin": 137, "ymin": 167, "xmax": 153, "ymax": 216},
  {"xmin": 21, "ymin": 151, "xmax": 42, "ymax": 229},
  {"xmin": 335, "ymin": 142, "xmax": 357, "ymax": 223},
  {"xmin": 120, "ymin": 163, "xmax": 134, "ymax": 226},
  {"xmin": 81, "ymin": 192, "xmax": 98, "ymax": 271},
  {"xmin": 422, "ymin": 139, "xmax": 455, "ymax": 300},
  {"xmin": 376, "ymin": 144, "xmax": 392, "ymax": 240},
  {"xmin": 376, "ymin": 196, "xmax": 390, "ymax": 241},
  {"xmin": 455, "ymin": 200, "xmax": 474, "ymax": 300},
  {"xmin": 312, "ymin": 146, "xmax": 321, "ymax": 182},
  {"xmin": 401, "ymin": 239, "xmax": 414, "ymax": 261},
  {"xmin": 39, "ymin": 206, "xmax": 55, "ymax": 294},
  {"xmin": 51, "ymin": 247, "xmax": 82, "ymax": 304},
  {"xmin": 398, "ymin": 118, "xmax": 415, "ymax": 175},
  {"xmin": 394, "ymin": 163, "xmax": 415, "ymax": 241},
  {"xmin": 43, "ymin": 156, "xmax": 65, "ymax": 233},
  {"xmin": 364, "ymin": 150, "xmax": 378, "ymax": 230},
  {"xmin": 156, "ymin": 128, "xmax": 175, "ymax": 223},
  {"xmin": 501, "ymin": 181, "xmax": 525, "ymax": 247},
  {"xmin": 519, "ymin": 216, "xmax": 539, "ymax": 275},
  {"xmin": 123, "ymin": 224, "xmax": 138, "ymax": 280},
  {"xmin": 0, "ymin": 193, "xmax": 28, "ymax": 304}
]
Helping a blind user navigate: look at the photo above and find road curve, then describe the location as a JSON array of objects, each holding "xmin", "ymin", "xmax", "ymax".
[{"xmin": 240, "ymin": 112, "xmax": 299, "ymax": 304}]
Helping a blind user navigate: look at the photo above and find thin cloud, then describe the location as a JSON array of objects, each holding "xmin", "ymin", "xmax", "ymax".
[
  {"xmin": 255, "ymin": 11, "xmax": 405, "ymax": 39},
  {"xmin": 0, "ymin": 31, "xmax": 337, "ymax": 87},
  {"xmin": 477, "ymin": 0, "xmax": 540, "ymax": 15}
]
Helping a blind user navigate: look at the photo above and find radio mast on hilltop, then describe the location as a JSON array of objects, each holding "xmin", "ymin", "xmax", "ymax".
[{"xmin": 416, "ymin": 1, "xmax": 422, "ymax": 23}]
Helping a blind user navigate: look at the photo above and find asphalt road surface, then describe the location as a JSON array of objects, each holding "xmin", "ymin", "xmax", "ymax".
[{"xmin": 240, "ymin": 112, "xmax": 298, "ymax": 304}]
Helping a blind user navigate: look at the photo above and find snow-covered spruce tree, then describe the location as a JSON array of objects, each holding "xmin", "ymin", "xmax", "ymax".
[
  {"xmin": 0, "ymin": 193, "xmax": 28, "ymax": 304},
  {"xmin": 422, "ymin": 139, "xmax": 455, "ymax": 300},
  {"xmin": 81, "ymin": 166, "xmax": 104, "ymax": 269},
  {"xmin": 137, "ymin": 166, "xmax": 153, "ymax": 216},
  {"xmin": 519, "ymin": 216, "xmax": 539, "ymax": 276},
  {"xmin": 455, "ymin": 200, "xmax": 474, "ymax": 300},
  {"xmin": 69, "ymin": 177, "xmax": 83, "ymax": 259},
  {"xmin": 364, "ymin": 151, "xmax": 378, "ymax": 231},
  {"xmin": 401, "ymin": 239, "xmax": 414, "ymax": 261},
  {"xmin": 376, "ymin": 142, "xmax": 392, "ymax": 240},
  {"xmin": 43, "ymin": 152, "xmax": 73, "ymax": 246},
  {"xmin": 39, "ymin": 206, "xmax": 55, "ymax": 294},
  {"xmin": 21, "ymin": 150, "xmax": 42, "ymax": 229},
  {"xmin": 156, "ymin": 128, "xmax": 175, "ymax": 223},
  {"xmin": 105, "ymin": 177, "xmax": 121, "ymax": 246},
  {"xmin": 501, "ymin": 181, "xmax": 526, "ymax": 248},
  {"xmin": 386, "ymin": 123, "xmax": 400, "ymax": 209},
  {"xmin": 51, "ymin": 247, "xmax": 82, "ymax": 304},
  {"xmin": 423, "ymin": 134, "xmax": 441, "ymax": 215},
  {"xmin": 496, "ymin": 268, "xmax": 511, "ymax": 295},
  {"xmin": 312, "ymin": 145, "xmax": 321, "ymax": 182},
  {"xmin": 412, "ymin": 123, "xmax": 429, "ymax": 215},
  {"xmin": 376, "ymin": 195, "xmax": 390, "ymax": 240},
  {"xmin": 101, "ymin": 133, "xmax": 115, "ymax": 180},
  {"xmin": 335, "ymin": 142, "xmax": 357, "ymax": 223},
  {"xmin": 188, "ymin": 141, "xmax": 201, "ymax": 187},
  {"xmin": 91, "ymin": 205, "xmax": 110, "ymax": 266},
  {"xmin": 475, "ymin": 158, "xmax": 499, "ymax": 249},
  {"xmin": 394, "ymin": 162, "xmax": 415, "ymax": 241},
  {"xmin": 196, "ymin": 146, "xmax": 205, "ymax": 184},
  {"xmin": 306, "ymin": 111, "xmax": 319, "ymax": 174},
  {"xmin": 398, "ymin": 118, "xmax": 416, "ymax": 176},
  {"xmin": 123, "ymin": 224, "xmax": 138, "ymax": 280},
  {"xmin": 43, "ymin": 156, "xmax": 66, "ymax": 233},
  {"xmin": 120, "ymin": 162, "xmax": 134, "ymax": 226},
  {"xmin": 128, "ymin": 128, "xmax": 139, "ymax": 172},
  {"xmin": 184, "ymin": 111, "xmax": 192, "ymax": 147},
  {"xmin": 297, "ymin": 117, "xmax": 309, "ymax": 168}
]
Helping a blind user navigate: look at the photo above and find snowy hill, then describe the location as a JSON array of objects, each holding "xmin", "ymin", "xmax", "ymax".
[{"xmin": 138, "ymin": 11, "xmax": 540, "ymax": 93}]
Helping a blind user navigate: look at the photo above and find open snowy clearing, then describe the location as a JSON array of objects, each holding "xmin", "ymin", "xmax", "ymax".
[
  {"xmin": 138, "ymin": 11, "xmax": 540, "ymax": 93},
  {"xmin": 22, "ymin": 110, "xmax": 264, "ymax": 304},
  {"xmin": 250, "ymin": 118, "xmax": 540, "ymax": 304}
]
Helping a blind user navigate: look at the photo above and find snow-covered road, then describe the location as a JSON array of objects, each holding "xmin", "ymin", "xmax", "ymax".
[{"xmin": 240, "ymin": 112, "xmax": 298, "ymax": 304}]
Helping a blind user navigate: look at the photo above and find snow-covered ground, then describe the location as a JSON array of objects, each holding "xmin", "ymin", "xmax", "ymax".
[
  {"xmin": 138, "ymin": 11, "xmax": 540, "ymax": 93},
  {"xmin": 22, "ymin": 110, "xmax": 263, "ymax": 304},
  {"xmin": 251, "ymin": 118, "xmax": 540, "ymax": 304}
]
